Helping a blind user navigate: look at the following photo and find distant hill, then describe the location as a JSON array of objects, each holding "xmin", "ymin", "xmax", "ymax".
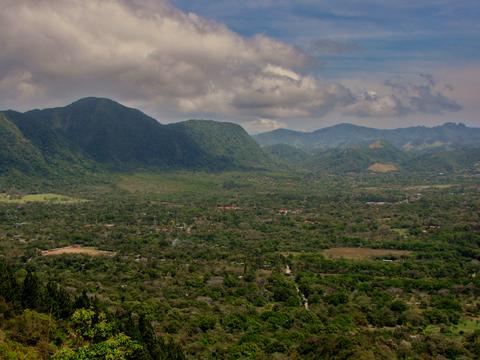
[
  {"xmin": 0, "ymin": 98, "xmax": 268, "ymax": 181},
  {"xmin": 254, "ymin": 122, "xmax": 480, "ymax": 151},
  {"xmin": 405, "ymin": 147, "xmax": 480, "ymax": 173},
  {"xmin": 168, "ymin": 120, "xmax": 269, "ymax": 169},
  {"xmin": 263, "ymin": 144, "xmax": 311, "ymax": 166},
  {"xmin": 306, "ymin": 140, "xmax": 408, "ymax": 173},
  {"xmin": 303, "ymin": 139, "xmax": 480, "ymax": 174}
]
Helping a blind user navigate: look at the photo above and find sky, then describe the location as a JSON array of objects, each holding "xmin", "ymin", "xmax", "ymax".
[{"xmin": 0, "ymin": 0, "xmax": 479, "ymax": 133}]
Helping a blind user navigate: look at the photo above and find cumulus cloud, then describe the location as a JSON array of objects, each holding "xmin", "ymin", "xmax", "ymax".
[
  {"xmin": 0, "ymin": 0, "xmax": 304, "ymax": 110},
  {"xmin": 0, "ymin": 0, "xmax": 462, "ymax": 123},
  {"xmin": 242, "ymin": 118, "xmax": 287, "ymax": 134},
  {"xmin": 343, "ymin": 75, "xmax": 462, "ymax": 118}
]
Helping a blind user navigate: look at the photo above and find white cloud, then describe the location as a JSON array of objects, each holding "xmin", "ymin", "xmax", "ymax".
[
  {"xmin": 242, "ymin": 119, "xmax": 287, "ymax": 134},
  {"xmin": 342, "ymin": 76, "xmax": 461, "ymax": 118},
  {"xmin": 0, "ymin": 0, "xmax": 462, "ymax": 124}
]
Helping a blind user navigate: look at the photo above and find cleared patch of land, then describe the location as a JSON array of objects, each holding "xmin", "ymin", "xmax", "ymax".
[
  {"xmin": 41, "ymin": 245, "xmax": 115, "ymax": 257},
  {"xmin": 368, "ymin": 163, "xmax": 399, "ymax": 173},
  {"xmin": 0, "ymin": 193, "xmax": 85, "ymax": 204},
  {"xmin": 323, "ymin": 247, "xmax": 411, "ymax": 260},
  {"xmin": 404, "ymin": 184, "xmax": 455, "ymax": 190},
  {"xmin": 424, "ymin": 320, "xmax": 480, "ymax": 337}
]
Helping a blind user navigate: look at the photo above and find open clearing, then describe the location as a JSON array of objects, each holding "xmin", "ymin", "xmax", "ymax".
[
  {"xmin": 424, "ymin": 320, "xmax": 480, "ymax": 337},
  {"xmin": 404, "ymin": 184, "xmax": 455, "ymax": 191},
  {"xmin": 368, "ymin": 163, "xmax": 399, "ymax": 173},
  {"xmin": 0, "ymin": 193, "xmax": 85, "ymax": 204},
  {"xmin": 323, "ymin": 247, "xmax": 411, "ymax": 260},
  {"xmin": 41, "ymin": 245, "xmax": 115, "ymax": 257}
]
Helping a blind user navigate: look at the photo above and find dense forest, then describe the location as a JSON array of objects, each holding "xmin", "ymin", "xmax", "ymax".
[{"xmin": 0, "ymin": 170, "xmax": 479, "ymax": 359}]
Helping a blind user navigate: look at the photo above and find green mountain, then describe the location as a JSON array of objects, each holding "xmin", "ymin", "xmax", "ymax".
[
  {"xmin": 13, "ymin": 97, "xmax": 203, "ymax": 168},
  {"xmin": 305, "ymin": 140, "xmax": 480, "ymax": 174},
  {"xmin": 405, "ymin": 148, "xmax": 480, "ymax": 173},
  {"xmin": 4, "ymin": 110, "xmax": 99, "ymax": 177},
  {"xmin": 1, "ymin": 98, "xmax": 268, "ymax": 178},
  {"xmin": 0, "ymin": 114, "xmax": 48, "ymax": 176},
  {"xmin": 307, "ymin": 140, "xmax": 407, "ymax": 173},
  {"xmin": 254, "ymin": 123, "xmax": 480, "ymax": 151},
  {"xmin": 263, "ymin": 144, "xmax": 311, "ymax": 166},
  {"xmin": 168, "ymin": 120, "xmax": 269, "ymax": 169}
]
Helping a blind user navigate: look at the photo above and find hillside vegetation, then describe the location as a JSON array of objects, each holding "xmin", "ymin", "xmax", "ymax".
[{"xmin": 0, "ymin": 114, "xmax": 48, "ymax": 176}]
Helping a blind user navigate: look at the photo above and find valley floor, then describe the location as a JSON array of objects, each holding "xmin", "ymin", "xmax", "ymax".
[{"xmin": 0, "ymin": 170, "xmax": 479, "ymax": 359}]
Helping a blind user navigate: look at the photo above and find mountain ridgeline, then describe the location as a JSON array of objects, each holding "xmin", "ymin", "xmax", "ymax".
[
  {"xmin": 1, "ymin": 97, "xmax": 479, "ymax": 182},
  {"xmin": 255, "ymin": 122, "xmax": 480, "ymax": 151},
  {"xmin": 259, "ymin": 123, "xmax": 480, "ymax": 173},
  {"xmin": 0, "ymin": 98, "xmax": 268, "ymax": 179}
]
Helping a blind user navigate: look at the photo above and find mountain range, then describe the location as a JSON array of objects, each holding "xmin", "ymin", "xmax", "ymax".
[
  {"xmin": 1, "ymin": 97, "xmax": 479, "ymax": 184},
  {"xmin": 263, "ymin": 139, "xmax": 480, "ymax": 174},
  {"xmin": 257, "ymin": 122, "xmax": 480, "ymax": 173},
  {"xmin": 254, "ymin": 122, "xmax": 480, "ymax": 152}
]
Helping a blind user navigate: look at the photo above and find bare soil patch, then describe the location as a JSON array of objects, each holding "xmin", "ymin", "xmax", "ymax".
[
  {"xmin": 41, "ymin": 245, "xmax": 115, "ymax": 257},
  {"xmin": 368, "ymin": 163, "xmax": 398, "ymax": 173}
]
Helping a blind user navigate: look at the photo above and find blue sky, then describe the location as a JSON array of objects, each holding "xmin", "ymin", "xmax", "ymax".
[
  {"xmin": 1, "ymin": 0, "xmax": 479, "ymax": 131},
  {"xmin": 172, "ymin": 0, "xmax": 480, "ymax": 77},
  {"xmin": 169, "ymin": 0, "xmax": 480, "ymax": 130}
]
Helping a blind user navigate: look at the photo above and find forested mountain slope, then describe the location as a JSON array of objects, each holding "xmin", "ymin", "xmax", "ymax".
[
  {"xmin": 255, "ymin": 122, "xmax": 480, "ymax": 151},
  {"xmin": 0, "ymin": 98, "xmax": 269, "ymax": 177}
]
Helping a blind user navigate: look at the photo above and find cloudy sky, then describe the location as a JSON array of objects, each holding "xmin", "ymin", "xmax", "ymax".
[{"xmin": 1, "ymin": 0, "xmax": 479, "ymax": 132}]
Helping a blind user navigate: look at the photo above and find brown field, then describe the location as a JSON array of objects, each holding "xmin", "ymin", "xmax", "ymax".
[
  {"xmin": 41, "ymin": 245, "xmax": 115, "ymax": 257},
  {"xmin": 368, "ymin": 163, "xmax": 399, "ymax": 173},
  {"xmin": 323, "ymin": 247, "xmax": 411, "ymax": 260}
]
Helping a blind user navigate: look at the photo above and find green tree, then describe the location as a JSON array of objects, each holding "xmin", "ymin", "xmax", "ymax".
[{"xmin": 21, "ymin": 271, "xmax": 41, "ymax": 309}]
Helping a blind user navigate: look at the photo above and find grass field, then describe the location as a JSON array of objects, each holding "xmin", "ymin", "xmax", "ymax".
[
  {"xmin": 0, "ymin": 193, "xmax": 85, "ymax": 204},
  {"xmin": 322, "ymin": 247, "xmax": 412, "ymax": 260},
  {"xmin": 424, "ymin": 320, "xmax": 480, "ymax": 337}
]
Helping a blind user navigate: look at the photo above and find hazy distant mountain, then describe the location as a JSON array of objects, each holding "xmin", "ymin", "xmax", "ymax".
[
  {"xmin": 263, "ymin": 144, "xmax": 311, "ymax": 166},
  {"xmin": 0, "ymin": 98, "xmax": 268, "ymax": 178},
  {"xmin": 405, "ymin": 147, "xmax": 480, "ymax": 173},
  {"xmin": 254, "ymin": 123, "xmax": 480, "ymax": 151},
  {"xmin": 262, "ymin": 137, "xmax": 480, "ymax": 174},
  {"xmin": 306, "ymin": 140, "xmax": 408, "ymax": 173}
]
